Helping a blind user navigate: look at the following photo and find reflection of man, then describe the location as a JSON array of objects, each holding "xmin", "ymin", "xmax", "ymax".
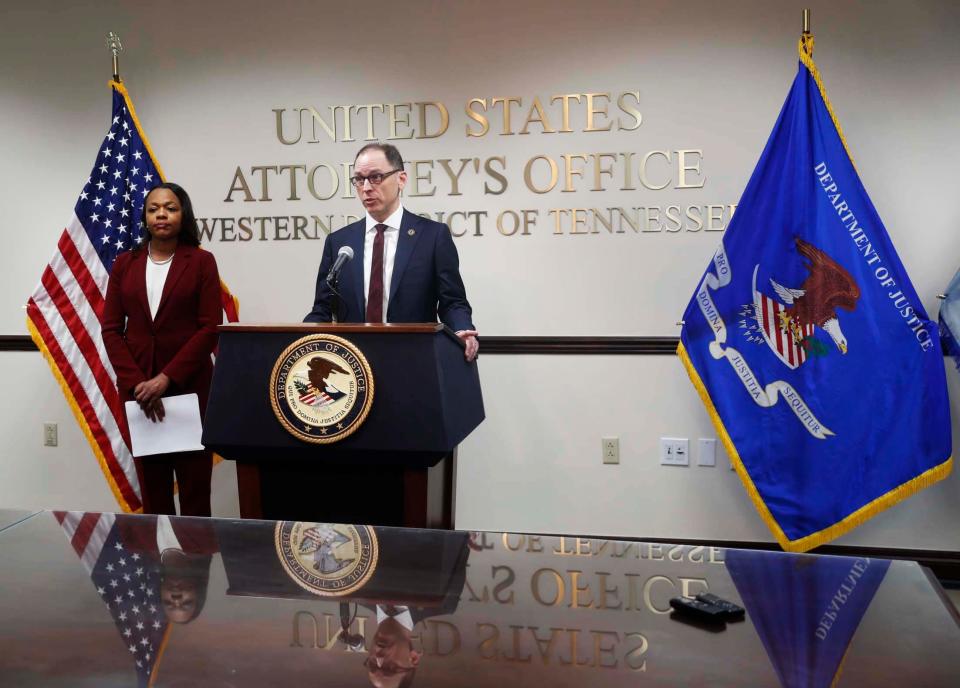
[
  {"xmin": 357, "ymin": 540, "xmax": 467, "ymax": 688},
  {"xmin": 304, "ymin": 143, "xmax": 479, "ymax": 362},
  {"xmin": 365, "ymin": 605, "xmax": 421, "ymax": 688}
]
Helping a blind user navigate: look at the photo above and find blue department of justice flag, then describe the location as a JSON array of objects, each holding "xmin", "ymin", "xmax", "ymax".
[{"xmin": 677, "ymin": 35, "xmax": 952, "ymax": 552}]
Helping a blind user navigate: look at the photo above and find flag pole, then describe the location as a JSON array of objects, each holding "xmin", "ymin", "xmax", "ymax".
[
  {"xmin": 800, "ymin": 9, "xmax": 814, "ymax": 58},
  {"xmin": 106, "ymin": 31, "xmax": 122, "ymax": 82}
]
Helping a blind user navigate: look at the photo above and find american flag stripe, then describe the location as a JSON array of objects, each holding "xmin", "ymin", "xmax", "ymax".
[
  {"xmin": 46, "ymin": 243, "xmax": 118, "ymax": 379},
  {"xmin": 27, "ymin": 80, "xmax": 239, "ymax": 513},
  {"xmin": 38, "ymin": 270, "xmax": 127, "ymax": 432},
  {"xmin": 787, "ymin": 322, "xmax": 796, "ymax": 366},
  {"xmin": 28, "ymin": 298, "xmax": 140, "ymax": 506},
  {"xmin": 66, "ymin": 215, "xmax": 111, "ymax": 297},
  {"xmin": 763, "ymin": 295, "xmax": 775, "ymax": 340},
  {"xmin": 221, "ymin": 281, "xmax": 239, "ymax": 322},
  {"xmin": 58, "ymin": 227, "xmax": 107, "ymax": 316}
]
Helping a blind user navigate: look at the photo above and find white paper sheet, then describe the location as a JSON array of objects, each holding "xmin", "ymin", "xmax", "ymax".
[{"xmin": 125, "ymin": 393, "xmax": 205, "ymax": 457}]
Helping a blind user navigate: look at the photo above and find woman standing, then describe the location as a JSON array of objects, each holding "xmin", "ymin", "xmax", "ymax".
[{"xmin": 102, "ymin": 182, "xmax": 222, "ymax": 516}]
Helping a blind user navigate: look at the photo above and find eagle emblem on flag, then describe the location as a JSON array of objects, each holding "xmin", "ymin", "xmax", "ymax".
[{"xmin": 748, "ymin": 238, "xmax": 861, "ymax": 369}]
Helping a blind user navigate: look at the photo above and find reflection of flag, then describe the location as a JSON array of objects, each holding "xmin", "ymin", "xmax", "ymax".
[
  {"xmin": 677, "ymin": 35, "xmax": 952, "ymax": 552},
  {"xmin": 26, "ymin": 81, "xmax": 239, "ymax": 513},
  {"xmin": 54, "ymin": 511, "xmax": 169, "ymax": 687},
  {"xmin": 726, "ymin": 549, "xmax": 889, "ymax": 688},
  {"xmin": 938, "ymin": 268, "xmax": 960, "ymax": 370}
]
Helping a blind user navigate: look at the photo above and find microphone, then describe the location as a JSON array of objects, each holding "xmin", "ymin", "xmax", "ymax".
[
  {"xmin": 326, "ymin": 246, "xmax": 354, "ymax": 286},
  {"xmin": 339, "ymin": 602, "xmax": 365, "ymax": 652}
]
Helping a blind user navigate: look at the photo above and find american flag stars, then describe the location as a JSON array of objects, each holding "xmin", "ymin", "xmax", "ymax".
[{"xmin": 75, "ymin": 104, "xmax": 156, "ymax": 271}]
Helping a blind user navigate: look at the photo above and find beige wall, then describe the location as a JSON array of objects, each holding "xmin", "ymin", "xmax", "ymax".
[{"xmin": 2, "ymin": 0, "xmax": 959, "ymax": 548}]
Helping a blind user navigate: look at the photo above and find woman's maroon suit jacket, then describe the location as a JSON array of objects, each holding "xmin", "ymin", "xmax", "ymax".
[{"xmin": 102, "ymin": 245, "xmax": 222, "ymax": 413}]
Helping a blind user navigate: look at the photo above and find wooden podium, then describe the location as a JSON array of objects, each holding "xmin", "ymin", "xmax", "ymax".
[{"xmin": 202, "ymin": 323, "xmax": 484, "ymax": 529}]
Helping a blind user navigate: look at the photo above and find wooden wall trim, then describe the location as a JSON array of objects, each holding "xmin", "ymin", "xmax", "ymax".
[
  {"xmin": 0, "ymin": 336, "xmax": 38, "ymax": 352},
  {"xmin": 2, "ymin": 334, "xmax": 684, "ymax": 354},
  {"xmin": 2, "ymin": 334, "xmax": 954, "ymax": 358}
]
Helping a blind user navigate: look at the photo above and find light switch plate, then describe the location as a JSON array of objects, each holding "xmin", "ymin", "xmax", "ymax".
[
  {"xmin": 698, "ymin": 438, "xmax": 716, "ymax": 466},
  {"xmin": 660, "ymin": 437, "xmax": 689, "ymax": 466}
]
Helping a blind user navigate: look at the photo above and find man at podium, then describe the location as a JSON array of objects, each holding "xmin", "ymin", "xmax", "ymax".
[{"xmin": 304, "ymin": 143, "xmax": 479, "ymax": 362}]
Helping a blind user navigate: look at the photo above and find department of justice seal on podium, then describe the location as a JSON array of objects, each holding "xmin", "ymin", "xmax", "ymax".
[
  {"xmin": 275, "ymin": 521, "xmax": 379, "ymax": 596},
  {"xmin": 269, "ymin": 334, "xmax": 374, "ymax": 443}
]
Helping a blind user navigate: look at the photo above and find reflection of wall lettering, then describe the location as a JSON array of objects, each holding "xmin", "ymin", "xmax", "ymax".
[
  {"xmin": 291, "ymin": 610, "xmax": 369, "ymax": 649},
  {"xmin": 200, "ymin": 89, "xmax": 736, "ymax": 242},
  {"xmin": 291, "ymin": 611, "xmax": 462, "ymax": 656},
  {"xmin": 290, "ymin": 612, "xmax": 650, "ymax": 672},
  {"xmin": 477, "ymin": 624, "xmax": 648, "ymax": 671},
  {"xmin": 463, "ymin": 563, "xmax": 709, "ymax": 613},
  {"xmin": 464, "ymin": 564, "xmax": 518, "ymax": 604},
  {"xmin": 528, "ymin": 569, "xmax": 708, "ymax": 612},
  {"xmin": 497, "ymin": 534, "xmax": 726, "ymax": 564}
]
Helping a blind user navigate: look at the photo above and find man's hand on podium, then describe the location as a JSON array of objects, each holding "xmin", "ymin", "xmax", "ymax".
[{"xmin": 456, "ymin": 330, "xmax": 479, "ymax": 362}]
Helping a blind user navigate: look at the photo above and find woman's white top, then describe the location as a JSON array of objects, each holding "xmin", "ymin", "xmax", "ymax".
[{"xmin": 146, "ymin": 255, "xmax": 172, "ymax": 319}]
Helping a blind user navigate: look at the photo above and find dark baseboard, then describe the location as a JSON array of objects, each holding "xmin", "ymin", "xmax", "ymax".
[
  {"xmin": 0, "ymin": 336, "xmax": 37, "ymax": 352},
  {"xmin": 2, "ymin": 334, "xmax": 684, "ymax": 354},
  {"xmin": 4, "ymin": 333, "xmax": 955, "ymax": 357},
  {"xmin": 480, "ymin": 336, "xmax": 680, "ymax": 355}
]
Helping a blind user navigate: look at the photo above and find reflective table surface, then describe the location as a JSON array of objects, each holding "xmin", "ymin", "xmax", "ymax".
[
  {"xmin": 0, "ymin": 508, "xmax": 38, "ymax": 532},
  {"xmin": 0, "ymin": 510, "xmax": 957, "ymax": 687}
]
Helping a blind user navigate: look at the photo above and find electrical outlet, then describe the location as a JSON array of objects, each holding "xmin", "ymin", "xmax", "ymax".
[
  {"xmin": 660, "ymin": 437, "xmax": 689, "ymax": 466},
  {"xmin": 602, "ymin": 437, "xmax": 619, "ymax": 464},
  {"xmin": 43, "ymin": 422, "xmax": 58, "ymax": 447},
  {"xmin": 698, "ymin": 438, "xmax": 717, "ymax": 466}
]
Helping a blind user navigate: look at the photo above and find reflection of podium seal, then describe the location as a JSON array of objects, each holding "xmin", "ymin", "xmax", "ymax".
[
  {"xmin": 269, "ymin": 334, "xmax": 374, "ymax": 443},
  {"xmin": 275, "ymin": 522, "xmax": 379, "ymax": 596}
]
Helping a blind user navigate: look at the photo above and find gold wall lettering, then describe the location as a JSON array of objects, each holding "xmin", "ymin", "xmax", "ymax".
[{"xmin": 205, "ymin": 90, "xmax": 733, "ymax": 244}]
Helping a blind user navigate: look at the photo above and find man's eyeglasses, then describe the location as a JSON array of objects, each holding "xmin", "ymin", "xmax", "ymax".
[{"xmin": 351, "ymin": 169, "xmax": 402, "ymax": 188}]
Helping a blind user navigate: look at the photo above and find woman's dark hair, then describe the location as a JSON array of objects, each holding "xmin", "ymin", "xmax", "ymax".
[{"xmin": 141, "ymin": 182, "xmax": 201, "ymax": 248}]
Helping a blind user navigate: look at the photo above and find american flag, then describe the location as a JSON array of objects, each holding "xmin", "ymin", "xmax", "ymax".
[
  {"xmin": 26, "ymin": 81, "xmax": 239, "ymax": 513},
  {"xmin": 54, "ymin": 511, "xmax": 169, "ymax": 687}
]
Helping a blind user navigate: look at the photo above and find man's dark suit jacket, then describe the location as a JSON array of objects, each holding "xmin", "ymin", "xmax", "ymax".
[
  {"xmin": 102, "ymin": 244, "xmax": 223, "ymax": 412},
  {"xmin": 304, "ymin": 210, "xmax": 474, "ymax": 332}
]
